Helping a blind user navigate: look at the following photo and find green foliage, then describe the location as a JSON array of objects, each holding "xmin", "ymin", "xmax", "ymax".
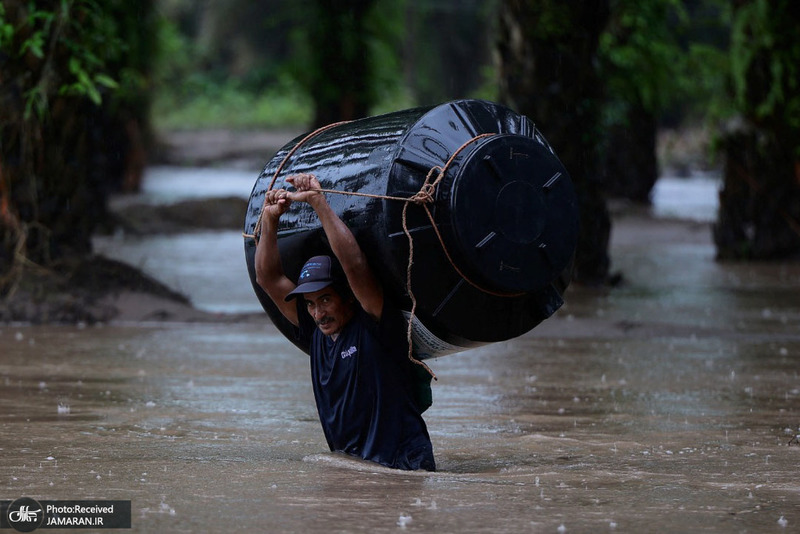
[
  {"xmin": 152, "ymin": 6, "xmax": 313, "ymax": 129},
  {"xmin": 598, "ymin": 0, "xmax": 736, "ymax": 129},
  {"xmin": 683, "ymin": 41, "xmax": 731, "ymax": 121},
  {"xmin": 599, "ymin": 0, "xmax": 689, "ymax": 124},
  {"xmin": 469, "ymin": 64, "xmax": 500, "ymax": 104},
  {"xmin": 729, "ymin": 0, "xmax": 800, "ymax": 139},
  {"xmin": 398, "ymin": 0, "xmax": 497, "ymax": 106},
  {"xmin": 151, "ymin": 78, "xmax": 312, "ymax": 130},
  {"xmin": 0, "ymin": 6, "xmax": 15, "ymax": 48},
  {"xmin": 0, "ymin": 1, "xmax": 135, "ymax": 119},
  {"xmin": 150, "ymin": 0, "xmax": 498, "ymax": 129},
  {"xmin": 601, "ymin": 0, "xmax": 681, "ymax": 111},
  {"xmin": 150, "ymin": 14, "xmax": 193, "ymax": 88},
  {"xmin": 1, "ymin": 1, "xmax": 158, "ymax": 274},
  {"xmin": 365, "ymin": 0, "xmax": 408, "ymax": 111}
]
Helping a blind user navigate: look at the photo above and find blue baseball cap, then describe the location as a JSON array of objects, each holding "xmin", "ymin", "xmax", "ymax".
[{"xmin": 285, "ymin": 255, "xmax": 335, "ymax": 301}]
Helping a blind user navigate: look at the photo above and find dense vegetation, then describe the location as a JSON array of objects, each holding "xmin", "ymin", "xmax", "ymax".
[
  {"xmin": 1, "ymin": 0, "xmax": 156, "ymax": 290},
  {"xmin": 713, "ymin": 0, "xmax": 800, "ymax": 259}
]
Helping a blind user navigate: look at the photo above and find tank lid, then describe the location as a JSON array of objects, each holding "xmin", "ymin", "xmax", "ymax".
[{"xmin": 443, "ymin": 134, "xmax": 578, "ymax": 295}]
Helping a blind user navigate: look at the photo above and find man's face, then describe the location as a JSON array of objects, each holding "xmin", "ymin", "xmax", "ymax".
[{"xmin": 303, "ymin": 287, "xmax": 354, "ymax": 339}]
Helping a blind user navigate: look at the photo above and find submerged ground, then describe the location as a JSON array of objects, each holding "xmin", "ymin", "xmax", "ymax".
[
  {"xmin": 2, "ymin": 210, "xmax": 798, "ymax": 532},
  {"xmin": 1, "ymin": 130, "xmax": 798, "ymax": 532}
]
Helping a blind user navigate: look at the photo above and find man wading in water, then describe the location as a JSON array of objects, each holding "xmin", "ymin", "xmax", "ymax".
[{"xmin": 254, "ymin": 173, "xmax": 435, "ymax": 471}]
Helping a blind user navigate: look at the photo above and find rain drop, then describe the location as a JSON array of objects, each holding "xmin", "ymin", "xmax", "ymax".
[{"xmin": 397, "ymin": 513, "xmax": 412, "ymax": 528}]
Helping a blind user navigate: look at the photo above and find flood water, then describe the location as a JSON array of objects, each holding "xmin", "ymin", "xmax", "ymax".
[{"xmin": 3, "ymin": 169, "xmax": 799, "ymax": 532}]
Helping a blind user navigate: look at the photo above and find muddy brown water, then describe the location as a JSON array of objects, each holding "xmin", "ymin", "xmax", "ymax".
[{"xmin": 3, "ymin": 195, "xmax": 800, "ymax": 532}]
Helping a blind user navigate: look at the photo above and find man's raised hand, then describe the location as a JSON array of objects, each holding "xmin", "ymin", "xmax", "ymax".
[
  {"xmin": 263, "ymin": 188, "xmax": 292, "ymax": 220},
  {"xmin": 286, "ymin": 173, "xmax": 325, "ymax": 206}
]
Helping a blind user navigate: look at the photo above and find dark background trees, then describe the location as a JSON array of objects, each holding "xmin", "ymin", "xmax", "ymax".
[
  {"xmin": 1, "ymin": 1, "xmax": 155, "ymax": 289},
  {"xmin": 2, "ymin": 0, "xmax": 799, "ymax": 302},
  {"xmin": 713, "ymin": 0, "xmax": 800, "ymax": 259},
  {"xmin": 496, "ymin": 0, "xmax": 612, "ymax": 285}
]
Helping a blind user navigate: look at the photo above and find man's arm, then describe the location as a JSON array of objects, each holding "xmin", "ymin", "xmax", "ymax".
[
  {"xmin": 254, "ymin": 188, "xmax": 299, "ymax": 326},
  {"xmin": 287, "ymin": 174, "xmax": 384, "ymax": 321}
]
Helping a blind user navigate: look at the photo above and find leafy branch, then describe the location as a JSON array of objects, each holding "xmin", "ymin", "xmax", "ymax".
[{"xmin": 1, "ymin": 0, "xmax": 127, "ymax": 120}]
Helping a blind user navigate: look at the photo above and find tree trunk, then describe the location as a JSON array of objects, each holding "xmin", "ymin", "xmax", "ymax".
[
  {"xmin": 713, "ymin": 0, "xmax": 800, "ymax": 259},
  {"xmin": 0, "ymin": 1, "xmax": 154, "ymax": 290},
  {"xmin": 308, "ymin": 0, "xmax": 377, "ymax": 128},
  {"xmin": 714, "ymin": 125, "xmax": 800, "ymax": 259},
  {"xmin": 496, "ymin": 0, "xmax": 612, "ymax": 285},
  {"xmin": 604, "ymin": 104, "xmax": 659, "ymax": 203}
]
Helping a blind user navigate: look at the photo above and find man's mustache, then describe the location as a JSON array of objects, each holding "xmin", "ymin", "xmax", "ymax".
[{"xmin": 316, "ymin": 316, "xmax": 334, "ymax": 327}]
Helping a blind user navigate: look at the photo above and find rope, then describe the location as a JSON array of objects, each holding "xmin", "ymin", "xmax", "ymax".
[
  {"xmin": 312, "ymin": 133, "xmax": 522, "ymax": 298},
  {"xmin": 244, "ymin": 124, "xmax": 504, "ymax": 379},
  {"xmin": 248, "ymin": 120, "xmax": 351, "ymax": 242}
]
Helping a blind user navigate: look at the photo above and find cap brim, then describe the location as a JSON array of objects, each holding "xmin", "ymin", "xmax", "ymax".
[{"xmin": 284, "ymin": 280, "xmax": 334, "ymax": 301}]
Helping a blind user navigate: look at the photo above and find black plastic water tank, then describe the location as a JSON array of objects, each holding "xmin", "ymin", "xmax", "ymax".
[{"xmin": 243, "ymin": 99, "xmax": 579, "ymax": 358}]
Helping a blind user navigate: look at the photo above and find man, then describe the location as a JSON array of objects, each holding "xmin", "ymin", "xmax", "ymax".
[{"xmin": 254, "ymin": 173, "xmax": 435, "ymax": 471}]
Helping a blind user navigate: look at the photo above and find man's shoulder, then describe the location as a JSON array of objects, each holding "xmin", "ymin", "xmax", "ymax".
[
  {"xmin": 360, "ymin": 301, "xmax": 409, "ymax": 354},
  {"xmin": 355, "ymin": 300, "xmax": 405, "ymax": 330}
]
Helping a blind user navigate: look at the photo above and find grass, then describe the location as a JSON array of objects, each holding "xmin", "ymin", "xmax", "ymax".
[
  {"xmin": 150, "ymin": 79, "xmax": 437, "ymax": 132},
  {"xmin": 151, "ymin": 85, "xmax": 313, "ymax": 131}
]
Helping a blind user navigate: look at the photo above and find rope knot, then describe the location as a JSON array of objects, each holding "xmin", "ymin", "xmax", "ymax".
[
  {"xmin": 409, "ymin": 182, "xmax": 436, "ymax": 204},
  {"xmin": 407, "ymin": 165, "xmax": 444, "ymax": 205},
  {"xmin": 244, "ymin": 131, "xmax": 498, "ymax": 381}
]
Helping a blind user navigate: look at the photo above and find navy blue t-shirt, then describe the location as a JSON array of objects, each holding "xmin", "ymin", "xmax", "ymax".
[{"xmin": 297, "ymin": 300, "xmax": 435, "ymax": 471}]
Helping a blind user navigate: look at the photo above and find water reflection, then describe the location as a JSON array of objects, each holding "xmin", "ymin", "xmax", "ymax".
[
  {"xmin": 650, "ymin": 172, "xmax": 720, "ymax": 222},
  {"xmin": 4, "ymin": 168, "xmax": 800, "ymax": 532},
  {"xmin": 94, "ymin": 231, "xmax": 261, "ymax": 314},
  {"xmin": 2, "ymin": 311, "xmax": 799, "ymax": 531},
  {"xmin": 115, "ymin": 166, "xmax": 256, "ymax": 206}
]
